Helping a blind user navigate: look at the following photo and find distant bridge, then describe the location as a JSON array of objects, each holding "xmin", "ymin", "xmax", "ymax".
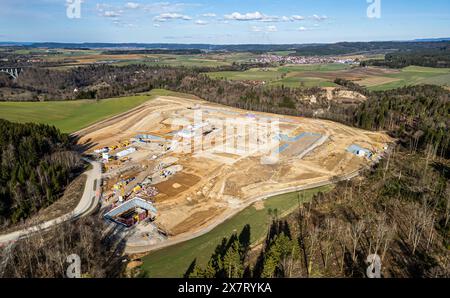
[{"xmin": 0, "ymin": 67, "xmax": 22, "ymax": 79}]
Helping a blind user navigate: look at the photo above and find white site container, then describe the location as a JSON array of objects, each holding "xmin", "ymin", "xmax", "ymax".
[
  {"xmin": 102, "ymin": 153, "xmax": 110, "ymax": 162},
  {"xmin": 116, "ymin": 147, "xmax": 136, "ymax": 158}
]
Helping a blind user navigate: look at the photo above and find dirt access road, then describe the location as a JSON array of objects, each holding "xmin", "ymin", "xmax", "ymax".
[
  {"xmin": 0, "ymin": 159, "xmax": 102, "ymax": 245},
  {"xmin": 125, "ymin": 168, "xmax": 361, "ymax": 254}
]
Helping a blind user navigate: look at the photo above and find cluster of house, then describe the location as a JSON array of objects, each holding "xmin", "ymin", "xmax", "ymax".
[{"xmin": 252, "ymin": 54, "xmax": 358, "ymax": 65}]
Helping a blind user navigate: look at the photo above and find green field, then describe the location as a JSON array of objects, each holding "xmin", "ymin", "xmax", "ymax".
[
  {"xmin": 205, "ymin": 63, "xmax": 350, "ymax": 88},
  {"xmin": 270, "ymin": 77, "xmax": 338, "ymax": 88},
  {"xmin": 363, "ymin": 66, "xmax": 450, "ymax": 91},
  {"xmin": 0, "ymin": 89, "xmax": 185, "ymax": 133},
  {"xmin": 278, "ymin": 63, "xmax": 351, "ymax": 72},
  {"xmin": 116, "ymin": 52, "xmax": 260, "ymax": 68},
  {"xmin": 140, "ymin": 186, "xmax": 331, "ymax": 278},
  {"xmin": 207, "ymin": 69, "xmax": 283, "ymax": 81},
  {"xmin": 117, "ymin": 55, "xmax": 230, "ymax": 68},
  {"xmin": 206, "ymin": 64, "xmax": 450, "ymax": 90}
]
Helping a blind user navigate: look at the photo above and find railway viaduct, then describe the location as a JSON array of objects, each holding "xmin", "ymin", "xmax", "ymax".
[{"xmin": 0, "ymin": 67, "xmax": 22, "ymax": 79}]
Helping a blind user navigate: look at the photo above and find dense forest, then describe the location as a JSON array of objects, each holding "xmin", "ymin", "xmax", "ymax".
[
  {"xmin": 290, "ymin": 41, "xmax": 450, "ymax": 56},
  {"xmin": 0, "ymin": 120, "xmax": 83, "ymax": 226},
  {"xmin": 183, "ymin": 148, "xmax": 450, "ymax": 278},
  {"xmin": 339, "ymin": 81, "xmax": 450, "ymax": 158},
  {"xmin": 362, "ymin": 47, "xmax": 450, "ymax": 68}
]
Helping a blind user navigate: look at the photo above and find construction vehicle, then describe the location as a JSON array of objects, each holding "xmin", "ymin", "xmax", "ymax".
[
  {"xmin": 120, "ymin": 157, "xmax": 130, "ymax": 163},
  {"xmin": 133, "ymin": 185, "xmax": 142, "ymax": 193}
]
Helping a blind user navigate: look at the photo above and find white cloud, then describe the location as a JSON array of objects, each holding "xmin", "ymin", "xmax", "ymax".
[
  {"xmin": 153, "ymin": 23, "xmax": 161, "ymax": 27},
  {"xmin": 251, "ymin": 25, "xmax": 277, "ymax": 33},
  {"xmin": 111, "ymin": 19, "xmax": 136, "ymax": 28},
  {"xmin": 153, "ymin": 13, "xmax": 192, "ymax": 22},
  {"xmin": 225, "ymin": 12, "xmax": 310, "ymax": 23},
  {"xmin": 195, "ymin": 20, "xmax": 208, "ymax": 25},
  {"xmin": 143, "ymin": 2, "xmax": 189, "ymax": 14},
  {"xmin": 96, "ymin": 3, "xmax": 123, "ymax": 18},
  {"xmin": 312, "ymin": 14, "xmax": 328, "ymax": 21},
  {"xmin": 298, "ymin": 26, "xmax": 308, "ymax": 31},
  {"xmin": 125, "ymin": 2, "xmax": 140, "ymax": 9},
  {"xmin": 291, "ymin": 15, "xmax": 305, "ymax": 21},
  {"xmin": 102, "ymin": 10, "xmax": 122, "ymax": 18},
  {"xmin": 225, "ymin": 11, "xmax": 267, "ymax": 21},
  {"xmin": 202, "ymin": 13, "xmax": 216, "ymax": 17}
]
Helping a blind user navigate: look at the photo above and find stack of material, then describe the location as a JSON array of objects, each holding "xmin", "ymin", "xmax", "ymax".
[{"xmin": 136, "ymin": 186, "xmax": 159, "ymax": 198}]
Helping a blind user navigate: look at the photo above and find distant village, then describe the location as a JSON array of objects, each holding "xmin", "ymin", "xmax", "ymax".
[{"xmin": 252, "ymin": 54, "xmax": 359, "ymax": 65}]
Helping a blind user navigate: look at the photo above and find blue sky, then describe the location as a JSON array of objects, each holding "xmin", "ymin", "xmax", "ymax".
[{"xmin": 1, "ymin": 0, "xmax": 449, "ymax": 44}]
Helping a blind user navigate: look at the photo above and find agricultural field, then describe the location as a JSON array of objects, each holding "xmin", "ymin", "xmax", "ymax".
[
  {"xmin": 33, "ymin": 50, "xmax": 260, "ymax": 68},
  {"xmin": 119, "ymin": 54, "xmax": 231, "ymax": 67},
  {"xmin": 206, "ymin": 64, "xmax": 450, "ymax": 90},
  {"xmin": 139, "ymin": 186, "xmax": 331, "ymax": 277},
  {"xmin": 358, "ymin": 66, "xmax": 450, "ymax": 90},
  {"xmin": 205, "ymin": 63, "xmax": 352, "ymax": 88},
  {"xmin": 119, "ymin": 52, "xmax": 260, "ymax": 67},
  {"xmin": 0, "ymin": 89, "xmax": 184, "ymax": 133}
]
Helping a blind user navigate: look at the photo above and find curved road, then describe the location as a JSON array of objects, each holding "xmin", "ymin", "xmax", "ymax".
[
  {"xmin": 125, "ymin": 169, "xmax": 362, "ymax": 254},
  {"xmin": 0, "ymin": 157, "xmax": 367, "ymax": 256},
  {"xmin": 0, "ymin": 159, "xmax": 102, "ymax": 245}
]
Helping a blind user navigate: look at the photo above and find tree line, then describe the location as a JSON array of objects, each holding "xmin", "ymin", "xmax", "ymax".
[
  {"xmin": 362, "ymin": 48, "xmax": 450, "ymax": 68},
  {"xmin": 183, "ymin": 148, "xmax": 450, "ymax": 278},
  {"xmin": 0, "ymin": 119, "xmax": 83, "ymax": 226},
  {"xmin": 336, "ymin": 80, "xmax": 449, "ymax": 158}
]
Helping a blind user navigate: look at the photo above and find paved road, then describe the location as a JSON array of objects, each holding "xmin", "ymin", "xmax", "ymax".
[
  {"xmin": 0, "ymin": 159, "xmax": 102, "ymax": 245},
  {"xmin": 125, "ymin": 169, "xmax": 361, "ymax": 254}
]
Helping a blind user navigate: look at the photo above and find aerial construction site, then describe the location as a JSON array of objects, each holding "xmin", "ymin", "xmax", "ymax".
[{"xmin": 76, "ymin": 95, "xmax": 391, "ymax": 251}]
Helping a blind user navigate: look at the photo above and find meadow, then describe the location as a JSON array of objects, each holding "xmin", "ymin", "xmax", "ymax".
[
  {"xmin": 205, "ymin": 63, "xmax": 351, "ymax": 88},
  {"xmin": 206, "ymin": 64, "xmax": 450, "ymax": 90},
  {"xmin": 0, "ymin": 89, "xmax": 182, "ymax": 133},
  {"xmin": 360, "ymin": 66, "xmax": 450, "ymax": 91},
  {"xmin": 36, "ymin": 49, "xmax": 259, "ymax": 68},
  {"xmin": 140, "ymin": 186, "xmax": 331, "ymax": 278}
]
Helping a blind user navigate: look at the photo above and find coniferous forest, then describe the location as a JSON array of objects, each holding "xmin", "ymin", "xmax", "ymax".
[{"xmin": 0, "ymin": 119, "xmax": 82, "ymax": 226}]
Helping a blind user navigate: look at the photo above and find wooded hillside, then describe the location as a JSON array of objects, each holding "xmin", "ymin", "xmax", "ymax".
[{"xmin": 0, "ymin": 120, "xmax": 82, "ymax": 226}]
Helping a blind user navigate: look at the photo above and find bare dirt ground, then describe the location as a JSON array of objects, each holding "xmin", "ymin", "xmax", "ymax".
[
  {"xmin": 323, "ymin": 87, "xmax": 367, "ymax": 103},
  {"xmin": 77, "ymin": 95, "xmax": 392, "ymax": 239}
]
